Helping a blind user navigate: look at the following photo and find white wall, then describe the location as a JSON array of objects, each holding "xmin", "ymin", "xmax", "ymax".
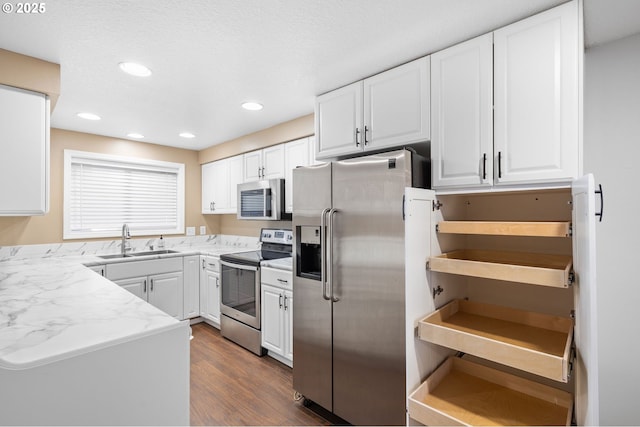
[{"xmin": 584, "ymin": 32, "xmax": 640, "ymax": 425}]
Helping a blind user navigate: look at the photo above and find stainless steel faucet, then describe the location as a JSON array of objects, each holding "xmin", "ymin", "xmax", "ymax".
[{"xmin": 121, "ymin": 223, "xmax": 131, "ymax": 255}]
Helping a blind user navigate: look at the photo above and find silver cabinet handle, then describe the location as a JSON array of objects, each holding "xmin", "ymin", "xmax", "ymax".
[
  {"xmin": 202, "ymin": 258, "xmax": 205, "ymax": 270},
  {"xmin": 284, "ymin": 295, "xmax": 288, "ymax": 311},
  {"xmin": 143, "ymin": 279, "xmax": 147, "ymax": 293},
  {"xmin": 355, "ymin": 127, "xmax": 361, "ymax": 147},
  {"xmin": 321, "ymin": 207, "xmax": 331, "ymax": 301},
  {"xmin": 216, "ymin": 277, "xmax": 219, "ymax": 288},
  {"xmin": 150, "ymin": 279, "xmax": 154, "ymax": 292},
  {"xmin": 279, "ymin": 294, "xmax": 283, "ymax": 309},
  {"xmin": 364, "ymin": 125, "xmax": 369, "ymax": 146},
  {"xmin": 277, "ymin": 278, "xmax": 288, "ymax": 284}
]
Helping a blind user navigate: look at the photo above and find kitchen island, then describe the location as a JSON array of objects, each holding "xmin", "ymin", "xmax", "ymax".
[{"xmin": 0, "ymin": 255, "xmax": 190, "ymax": 425}]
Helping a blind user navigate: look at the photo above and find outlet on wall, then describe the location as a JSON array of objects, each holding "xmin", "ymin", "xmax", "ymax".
[
  {"xmin": 200, "ymin": 226, "xmax": 207, "ymax": 235},
  {"xmin": 186, "ymin": 226, "xmax": 195, "ymax": 236}
]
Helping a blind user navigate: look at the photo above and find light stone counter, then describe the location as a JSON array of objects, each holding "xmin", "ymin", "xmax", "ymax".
[{"xmin": 0, "ymin": 235, "xmax": 258, "ymax": 370}]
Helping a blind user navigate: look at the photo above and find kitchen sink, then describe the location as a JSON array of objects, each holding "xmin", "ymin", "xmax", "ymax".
[
  {"xmin": 98, "ymin": 253, "xmax": 133, "ymax": 259},
  {"xmin": 129, "ymin": 249, "xmax": 179, "ymax": 257},
  {"xmin": 98, "ymin": 249, "xmax": 179, "ymax": 259}
]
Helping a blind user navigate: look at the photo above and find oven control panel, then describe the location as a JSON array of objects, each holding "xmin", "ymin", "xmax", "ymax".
[{"xmin": 260, "ymin": 228, "xmax": 293, "ymax": 245}]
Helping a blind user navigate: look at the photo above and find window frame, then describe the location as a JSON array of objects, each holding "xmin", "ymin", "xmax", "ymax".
[{"xmin": 63, "ymin": 149, "xmax": 185, "ymax": 240}]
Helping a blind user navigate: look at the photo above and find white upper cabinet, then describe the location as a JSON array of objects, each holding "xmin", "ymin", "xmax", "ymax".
[
  {"xmin": 284, "ymin": 137, "xmax": 312, "ymax": 213},
  {"xmin": 494, "ymin": 0, "xmax": 580, "ymax": 185},
  {"xmin": 315, "ymin": 82, "xmax": 363, "ymax": 159},
  {"xmin": 243, "ymin": 144, "xmax": 285, "ymax": 181},
  {"xmin": 0, "ymin": 84, "xmax": 50, "ymax": 215},
  {"xmin": 315, "ymin": 57, "xmax": 430, "ymax": 160},
  {"xmin": 227, "ymin": 154, "xmax": 244, "ymax": 211},
  {"xmin": 363, "ymin": 57, "xmax": 430, "ymax": 151},
  {"xmin": 431, "ymin": 34, "xmax": 493, "ymax": 189},
  {"xmin": 202, "ymin": 154, "xmax": 243, "ymax": 214}
]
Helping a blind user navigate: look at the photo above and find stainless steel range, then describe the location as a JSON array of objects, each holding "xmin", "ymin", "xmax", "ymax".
[{"xmin": 219, "ymin": 228, "xmax": 292, "ymax": 355}]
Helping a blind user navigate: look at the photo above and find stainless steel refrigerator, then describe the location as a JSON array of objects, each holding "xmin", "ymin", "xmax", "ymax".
[{"xmin": 292, "ymin": 149, "xmax": 429, "ymax": 426}]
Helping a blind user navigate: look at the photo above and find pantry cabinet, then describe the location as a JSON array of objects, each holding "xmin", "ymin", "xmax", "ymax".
[
  {"xmin": 199, "ymin": 256, "xmax": 220, "ymax": 327},
  {"xmin": 243, "ymin": 144, "xmax": 285, "ymax": 182},
  {"xmin": 432, "ymin": 0, "xmax": 581, "ymax": 190},
  {"xmin": 406, "ymin": 175, "xmax": 598, "ymax": 426},
  {"xmin": 261, "ymin": 267, "xmax": 293, "ymax": 366},
  {"xmin": 315, "ymin": 57, "xmax": 430, "ymax": 160},
  {"xmin": 0, "ymin": 84, "xmax": 50, "ymax": 215}
]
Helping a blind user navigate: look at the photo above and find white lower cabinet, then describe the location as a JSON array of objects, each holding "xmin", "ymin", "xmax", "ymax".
[
  {"xmin": 106, "ymin": 257, "xmax": 184, "ymax": 320},
  {"xmin": 183, "ymin": 255, "xmax": 200, "ymax": 319},
  {"xmin": 199, "ymin": 255, "xmax": 221, "ymax": 327},
  {"xmin": 261, "ymin": 267, "xmax": 293, "ymax": 367}
]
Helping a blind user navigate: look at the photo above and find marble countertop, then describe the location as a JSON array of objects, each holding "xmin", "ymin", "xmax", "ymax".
[
  {"xmin": 260, "ymin": 257, "xmax": 293, "ymax": 271},
  {"xmin": 0, "ymin": 239, "xmax": 254, "ymax": 371}
]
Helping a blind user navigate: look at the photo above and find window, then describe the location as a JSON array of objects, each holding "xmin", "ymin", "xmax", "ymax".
[{"xmin": 64, "ymin": 150, "xmax": 185, "ymax": 239}]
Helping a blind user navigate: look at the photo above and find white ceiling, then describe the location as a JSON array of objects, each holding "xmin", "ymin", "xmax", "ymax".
[{"xmin": 1, "ymin": 0, "xmax": 639, "ymax": 151}]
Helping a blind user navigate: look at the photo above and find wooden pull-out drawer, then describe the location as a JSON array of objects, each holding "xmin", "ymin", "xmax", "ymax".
[
  {"xmin": 408, "ymin": 356, "xmax": 573, "ymax": 426},
  {"xmin": 418, "ymin": 299, "xmax": 573, "ymax": 382},
  {"xmin": 429, "ymin": 249, "xmax": 573, "ymax": 288},
  {"xmin": 437, "ymin": 221, "xmax": 571, "ymax": 237}
]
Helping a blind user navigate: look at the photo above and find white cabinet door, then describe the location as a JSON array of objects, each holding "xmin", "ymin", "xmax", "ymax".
[
  {"xmin": 363, "ymin": 57, "xmax": 430, "ymax": 151},
  {"xmin": 262, "ymin": 144, "xmax": 285, "ymax": 179},
  {"xmin": 227, "ymin": 154, "xmax": 244, "ymax": 211},
  {"xmin": 115, "ymin": 276, "xmax": 148, "ymax": 301},
  {"xmin": 148, "ymin": 271, "xmax": 183, "ymax": 320},
  {"xmin": 183, "ymin": 255, "xmax": 200, "ymax": 319},
  {"xmin": 284, "ymin": 289, "xmax": 293, "ymax": 362},
  {"xmin": 315, "ymin": 81, "xmax": 363, "ymax": 159},
  {"xmin": 243, "ymin": 150, "xmax": 263, "ymax": 182},
  {"xmin": 261, "ymin": 284, "xmax": 285, "ymax": 355},
  {"xmin": 494, "ymin": 0, "xmax": 579, "ymax": 185},
  {"xmin": 200, "ymin": 256, "xmax": 220, "ymax": 326},
  {"xmin": 0, "ymin": 84, "xmax": 49, "ymax": 215},
  {"xmin": 202, "ymin": 160, "xmax": 229, "ymax": 213},
  {"xmin": 284, "ymin": 137, "xmax": 311, "ymax": 213},
  {"xmin": 572, "ymin": 174, "xmax": 599, "ymax": 426},
  {"xmin": 88, "ymin": 264, "xmax": 105, "ymax": 277},
  {"xmin": 431, "ymin": 34, "xmax": 493, "ymax": 189}
]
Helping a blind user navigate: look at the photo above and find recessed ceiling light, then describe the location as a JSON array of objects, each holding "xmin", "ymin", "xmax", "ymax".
[
  {"xmin": 179, "ymin": 132, "xmax": 195, "ymax": 139},
  {"xmin": 119, "ymin": 62, "xmax": 152, "ymax": 77},
  {"xmin": 77, "ymin": 112, "xmax": 101, "ymax": 120},
  {"xmin": 241, "ymin": 102, "xmax": 263, "ymax": 111},
  {"xmin": 127, "ymin": 133, "xmax": 144, "ymax": 139}
]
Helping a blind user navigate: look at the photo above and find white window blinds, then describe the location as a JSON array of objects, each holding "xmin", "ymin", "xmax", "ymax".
[{"xmin": 64, "ymin": 150, "xmax": 185, "ymax": 239}]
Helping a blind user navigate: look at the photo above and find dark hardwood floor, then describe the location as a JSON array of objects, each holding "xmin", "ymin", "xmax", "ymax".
[{"xmin": 190, "ymin": 322, "xmax": 330, "ymax": 426}]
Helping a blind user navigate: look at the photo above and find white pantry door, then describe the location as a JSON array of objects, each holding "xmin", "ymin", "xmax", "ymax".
[{"xmin": 572, "ymin": 174, "xmax": 599, "ymax": 427}]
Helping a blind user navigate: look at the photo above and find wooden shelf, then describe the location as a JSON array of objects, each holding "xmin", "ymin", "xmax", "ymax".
[
  {"xmin": 418, "ymin": 299, "xmax": 573, "ymax": 382},
  {"xmin": 429, "ymin": 249, "xmax": 573, "ymax": 288},
  {"xmin": 408, "ymin": 356, "xmax": 573, "ymax": 426},
  {"xmin": 437, "ymin": 221, "xmax": 571, "ymax": 237}
]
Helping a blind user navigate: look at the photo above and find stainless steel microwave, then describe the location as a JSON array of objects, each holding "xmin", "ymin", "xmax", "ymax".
[{"xmin": 237, "ymin": 179, "xmax": 287, "ymax": 220}]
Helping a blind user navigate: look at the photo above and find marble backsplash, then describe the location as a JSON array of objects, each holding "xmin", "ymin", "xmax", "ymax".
[{"xmin": 0, "ymin": 234, "xmax": 260, "ymax": 262}]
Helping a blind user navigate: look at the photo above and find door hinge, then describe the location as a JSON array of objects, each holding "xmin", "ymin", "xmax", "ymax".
[
  {"xmin": 568, "ymin": 223, "xmax": 573, "ymax": 237},
  {"xmin": 432, "ymin": 285, "xmax": 444, "ymax": 299},
  {"xmin": 568, "ymin": 271, "xmax": 575, "ymax": 286},
  {"xmin": 432, "ymin": 200, "xmax": 443, "ymax": 211},
  {"xmin": 435, "ymin": 223, "xmax": 440, "ymax": 233}
]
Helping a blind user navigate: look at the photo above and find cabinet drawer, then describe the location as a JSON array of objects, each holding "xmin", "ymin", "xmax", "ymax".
[
  {"xmin": 418, "ymin": 299, "xmax": 573, "ymax": 382},
  {"xmin": 429, "ymin": 249, "xmax": 573, "ymax": 288},
  {"xmin": 261, "ymin": 267, "xmax": 292, "ymax": 290},
  {"xmin": 201, "ymin": 256, "xmax": 220, "ymax": 272},
  {"xmin": 408, "ymin": 356, "xmax": 573, "ymax": 426},
  {"xmin": 106, "ymin": 257, "xmax": 183, "ymax": 281}
]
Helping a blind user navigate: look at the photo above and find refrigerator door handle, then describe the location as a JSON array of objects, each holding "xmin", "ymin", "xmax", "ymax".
[
  {"xmin": 321, "ymin": 207, "xmax": 331, "ymax": 301},
  {"xmin": 328, "ymin": 208, "xmax": 340, "ymax": 302}
]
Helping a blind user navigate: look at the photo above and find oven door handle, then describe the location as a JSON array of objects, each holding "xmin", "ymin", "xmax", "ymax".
[{"xmin": 220, "ymin": 260, "xmax": 259, "ymax": 272}]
